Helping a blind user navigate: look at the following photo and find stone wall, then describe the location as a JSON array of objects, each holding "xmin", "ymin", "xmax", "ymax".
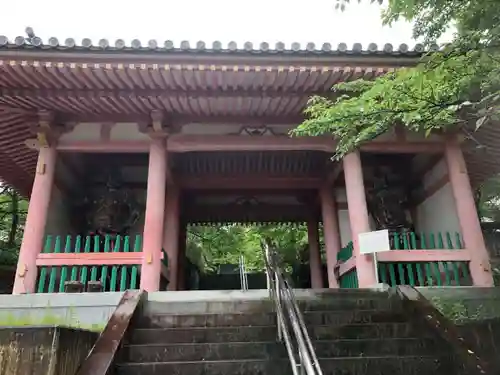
[
  {"xmin": 420, "ymin": 287, "xmax": 500, "ymax": 370},
  {"xmin": 0, "ymin": 292, "xmax": 125, "ymax": 331},
  {"xmin": 0, "ymin": 326, "xmax": 97, "ymax": 375}
]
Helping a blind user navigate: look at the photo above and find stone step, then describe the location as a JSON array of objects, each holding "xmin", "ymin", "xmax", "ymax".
[
  {"xmin": 142, "ymin": 290, "xmax": 394, "ymax": 315},
  {"xmin": 310, "ymin": 323, "xmax": 425, "ymax": 340},
  {"xmin": 115, "ymin": 355, "xmax": 453, "ymax": 375},
  {"xmin": 135, "ymin": 309, "xmax": 407, "ymax": 329},
  {"xmin": 128, "ymin": 323, "xmax": 423, "ymax": 345},
  {"xmin": 122, "ymin": 338, "xmax": 445, "ymax": 363},
  {"xmin": 140, "ymin": 297, "xmax": 396, "ymax": 318},
  {"xmin": 129, "ymin": 326, "xmax": 277, "ymax": 345},
  {"xmin": 298, "ymin": 297, "xmax": 396, "ymax": 312}
]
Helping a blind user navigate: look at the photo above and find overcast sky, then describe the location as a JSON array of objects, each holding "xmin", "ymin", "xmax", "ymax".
[{"xmin": 1, "ymin": 0, "xmax": 452, "ymax": 48}]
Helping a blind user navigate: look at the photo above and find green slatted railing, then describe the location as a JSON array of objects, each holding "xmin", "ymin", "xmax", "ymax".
[
  {"xmin": 37, "ymin": 234, "xmax": 143, "ymax": 293},
  {"xmin": 339, "ymin": 269, "xmax": 358, "ymax": 288},
  {"xmin": 337, "ymin": 242, "xmax": 355, "ymax": 287},
  {"xmin": 390, "ymin": 231, "xmax": 463, "ymax": 250},
  {"xmin": 336, "ymin": 231, "xmax": 472, "ymax": 288},
  {"xmin": 382, "ymin": 230, "xmax": 472, "ymax": 287}
]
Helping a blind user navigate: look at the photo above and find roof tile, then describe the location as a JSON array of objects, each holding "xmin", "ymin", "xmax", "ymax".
[{"xmin": 0, "ymin": 35, "xmax": 434, "ymax": 56}]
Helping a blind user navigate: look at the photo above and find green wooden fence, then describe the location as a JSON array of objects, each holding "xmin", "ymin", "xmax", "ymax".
[
  {"xmin": 337, "ymin": 242, "xmax": 355, "ymax": 287},
  {"xmin": 390, "ymin": 231, "xmax": 463, "ymax": 250},
  {"xmin": 336, "ymin": 231, "xmax": 472, "ymax": 288},
  {"xmin": 383, "ymin": 230, "xmax": 471, "ymax": 286},
  {"xmin": 37, "ymin": 234, "xmax": 148, "ymax": 293}
]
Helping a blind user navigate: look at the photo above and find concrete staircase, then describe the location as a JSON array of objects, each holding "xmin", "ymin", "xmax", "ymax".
[{"xmin": 114, "ymin": 289, "xmax": 458, "ymax": 375}]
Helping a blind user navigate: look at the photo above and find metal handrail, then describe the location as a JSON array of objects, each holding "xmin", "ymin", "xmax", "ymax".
[
  {"xmin": 261, "ymin": 240, "xmax": 323, "ymax": 375},
  {"xmin": 239, "ymin": 254, "xmax": 249, "ymax": 291}
]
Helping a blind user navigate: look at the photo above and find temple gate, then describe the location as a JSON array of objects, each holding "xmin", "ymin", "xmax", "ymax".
[{"xmin": 0, "ymin": 36, "xmax": 494, "ymax": 293}]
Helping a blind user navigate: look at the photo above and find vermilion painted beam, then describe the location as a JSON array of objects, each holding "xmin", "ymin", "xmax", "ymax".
[
  {"xmin": 377, "ymin": 250, "xmax": 471, "ymax": 263},
  {"xmin": 54, "ymin": 137, "xmax": 445, "ymax": 154},
  {"xmin": 167, "ymin": 134, "xmax": 335, "ymax": 153},
  {"xmin": 179, "ymin": 176, "xmax": 322, "ymax": 189},
  {"xmin": 57, "ymin": 140, "xmax": 150, "ymax": 153},
  {"xmin": 35, "ymin": 252, "xmax": 157, "ymax": 266}
]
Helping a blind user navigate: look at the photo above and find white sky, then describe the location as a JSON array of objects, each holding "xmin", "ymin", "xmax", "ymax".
[{"xmin": 1, "ymin": 0, "xmax": 451, "ymax": 48}]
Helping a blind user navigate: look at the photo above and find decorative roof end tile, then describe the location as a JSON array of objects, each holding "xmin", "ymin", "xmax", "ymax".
[
  {"xmin": 352, "ymin": 43, "xmax": 362, "ymax": 52},
  {"xmin": 164, "ymin": 40, "xmax": 174, "ymax": 50},
  {"xmin": 115, "ymin": 39, "xmax": 126, "ymax": 49},
  {"xmin": 147, "ymin": 39, "xmax": 158, "ymax": 49},
  {"xmin": 48, "ymin": 37, "xmax": 59, "ymax": 47},
  {"xmin": 131, "ymin": 39, "xmax": 142, "ymax": 49},
  {"xmin": 398, "ymin": 43, "xmax": 409, "ymax": 53},
  {"xmin": 429, "ymin": 43, "xmax": 440, "ymax": 51},
  {"xmin": 275, "ymin": 42, "xmax": 285, "ymax": 51},
  {"xmin": 31, "ymin": 36, "xmax": 42, "ymax": 47},
  {"xmin": 414, "ymin": 43, "xmax": 424, "ymax": 52},
  {"xmin": 81, "ymin": 38, "xmax": 93, "ymax": 48},
  {"xmin": 291, "ymin": 42, "xmax": 301, "ymax": 51},
  {"xmin": 305, "ymin": 42, "xmax": 315, "ymax": 52},
  {"xmin": 65, "ymin": 38, "xmax": 76, "ymax": 48},
  {"xmin": 368, "ymin": 43, "xmax": 378, "ymax": 53},
  {"xmin": 337, "ymin": 43, "xmax": 348, "ymax": 52},
  {"xmin": 98, "ymin": 39, "xmax": 109, "ymax": 49},
  {"xmin": 243, "ymin": 41, "xmax": 253, "ymax": 51},
  {"xmin": 383, "ymin": 43, "xmax": 393, "ymax": 53},
  {"xmin": 212, "ymin": 41, "xmax": 222, "ymax": 50},
  {"xmin": 14, "ymin": 36, "xmax": 25, "ymax": 46}
]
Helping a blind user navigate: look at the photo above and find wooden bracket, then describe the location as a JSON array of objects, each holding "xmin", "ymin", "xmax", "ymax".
[
  {"xmin": 30, "ymin": 110, "xmax": 63, "ymax": 148},
  {"xmin": 138, "ymin": 110, "xmax": 171, "ymax": 138}
]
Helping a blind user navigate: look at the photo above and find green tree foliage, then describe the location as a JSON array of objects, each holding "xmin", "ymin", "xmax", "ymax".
[
  {"xmin": 294, "ymin": 0, "xmax": 500, "ymax": 160},
  {"xmin": 0, "ymin": 186, "xmax": 27, "ymax": 267},
  {"xmin": 186, "ymin": 224, "xmax": 309, "ymax": 273},
  {"xmin": 478, "ymin": 176, "xmax": 500, "ymax": 222}
]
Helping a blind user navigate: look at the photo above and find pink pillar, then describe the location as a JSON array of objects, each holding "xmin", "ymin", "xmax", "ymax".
[
  {"xmin": 164, "ymin": 185, "xmax": 180, "ymax": 291},
  {"xmin": 445, "ymin": 139, "xmax": 494, "ymax": 286},
  {"xmin": 140, "ymin": 139, "xmax": 167, "ymax": 291},
  {"xmin": 13, "ymin": 147, "xmax": 57, "ymax": 294},
  {"xmin": 319, "ymin": 186, "xmax": 341, "ymax": 288},
  {"xmin": 343, "ymin": 151, "xmax": 377, "ymax": 287},
  {"xmin": 307, "ymin": 219, "xmax": 324, "ymax": 289}
]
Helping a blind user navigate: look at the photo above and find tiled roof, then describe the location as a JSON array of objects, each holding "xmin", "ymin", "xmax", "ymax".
[{"xmin": 0, "ymin": 35, "xmax": 436, "ymax": 56}]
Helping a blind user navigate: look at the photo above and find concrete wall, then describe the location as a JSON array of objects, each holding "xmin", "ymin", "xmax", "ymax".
[
  {"xmin": 0, "ymin": 292, "xmax": 125, "ymax": 331},
  {"xmin": 414, "ymin": 159, "xmax": 461, "ymax": 237}
]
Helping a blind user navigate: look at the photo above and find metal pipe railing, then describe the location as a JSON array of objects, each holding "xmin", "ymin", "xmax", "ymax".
[
  {"xmin": 261, "ymin": 240, "xmax": 323, "ymax": 375},
  {"xmin": 239, "ymin": 254, "xmax": 249, "ymax": 291}
]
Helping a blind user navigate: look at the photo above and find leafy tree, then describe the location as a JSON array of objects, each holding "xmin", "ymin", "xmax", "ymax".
[
  {"xmin": 0, "ymin": 186, "xmax": 27, "ymax": 267},
  {"xmin": 294, "ymin": 0, "xmax": 500, "ymax": 160},
  {"xmin": 477, "ymin": 176, "xmax": 500, "ymax": 222},
  {"xmin": 186, "ymin": 224, "xmax": 309, "ymax": 273}
]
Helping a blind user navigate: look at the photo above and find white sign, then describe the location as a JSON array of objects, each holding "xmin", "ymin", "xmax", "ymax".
[{"xmin": 358, "ymin": 229, "xmax": 391, "ymax": 255}]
